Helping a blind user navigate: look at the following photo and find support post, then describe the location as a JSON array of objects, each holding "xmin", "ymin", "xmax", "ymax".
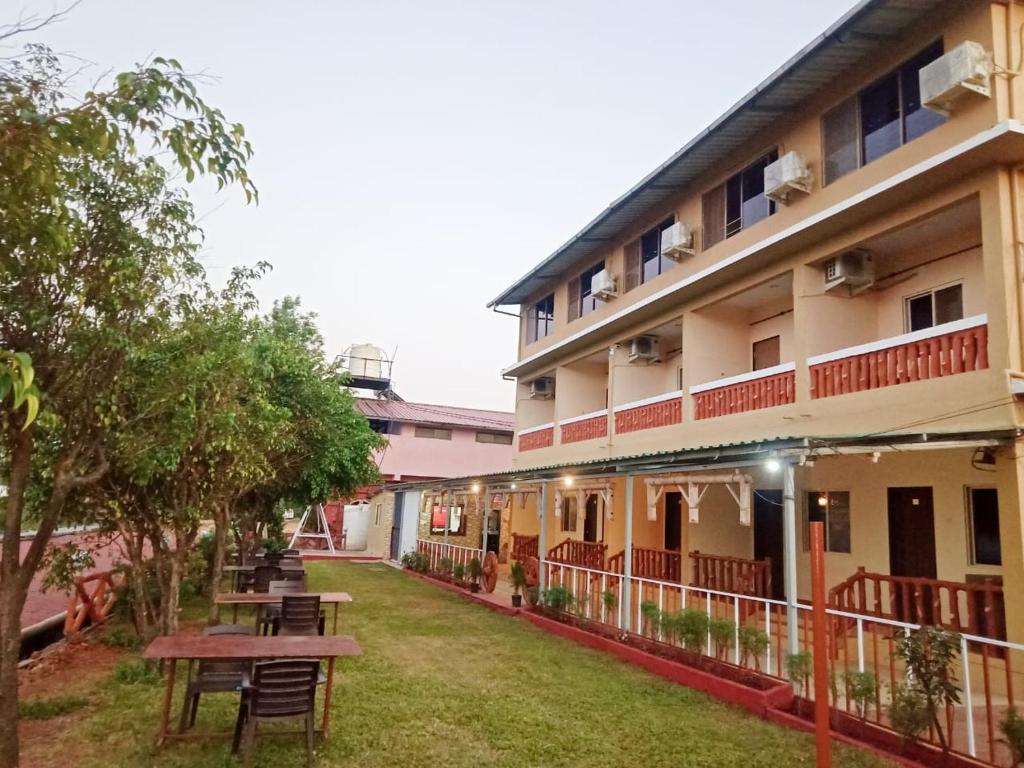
[
  {"xmin": 480, "ymin": 486, "xmax": 489, "ymax": 556},
  {"xmin": 539, "ymin": 482, "xmax": 548, "ymax": 590},
  {"xmin": 623, "ymin": 473, "xmax": 634, "ymax": 631},
  {"xmin": 442, "ymin": 488, "xmax": 450, "ymax": 550},
  {"xmin": 810, "ymin": 520, "xmax": 832, "ymax": 768},
  {"xmin": 782, "ymin": 461, "xmax": 800, "ymax": 656}
]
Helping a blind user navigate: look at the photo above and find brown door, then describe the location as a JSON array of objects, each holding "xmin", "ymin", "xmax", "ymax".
[
  {"xmin": 753, "ymin": 490, "xmax": 785, "ymax": 600},
  {"xmin": 663, "ymin": 492, "xmax": 682, "ymax": 551},
  {"xmin": 583, "ymin": 495, "xmax": 601, "ymax": 543},
  {"xmin": 887, "ymin": 487, "xmax": 937, "ymax": 623}
]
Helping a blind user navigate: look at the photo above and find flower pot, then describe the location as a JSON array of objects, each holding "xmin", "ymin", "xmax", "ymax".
[
  {"xmin": 264, "ymin": 553, "xmax": 283, "ymax": 566},
  {"xmin": 470, "ymin": 583, "xmax": 480, "ymax": 593},
  {"xmin": 511, "ymin": 594, "xmax": 523, "ymax": 608}
]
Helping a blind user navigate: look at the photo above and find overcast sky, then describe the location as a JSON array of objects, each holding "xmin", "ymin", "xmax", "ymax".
[{"xmin": 16, "ymin": 0, "xmax": 858, "ymax": 411}]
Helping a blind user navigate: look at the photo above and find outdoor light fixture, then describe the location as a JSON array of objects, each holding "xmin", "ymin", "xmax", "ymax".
[
  {"xmin": 563, "ymin": 476, "xmax": 574, "ymax": 487},
  {"xmin": 817, "ymin": 494, "xmax": 828, "ymax": 507},
  {"xmin": 765, "ymin": 457, "xmax": 781, "ymax": 473},
  {"xmin": 871, "ymin": 451, "xmax": 881, "ymax": 464},
  {"xmin": 510, "ymin": 482, "xmax": 517, "ymax": 490},
  {"xmin": 471, "ymin": 482, "xmax": 481, "ymax": 493}
]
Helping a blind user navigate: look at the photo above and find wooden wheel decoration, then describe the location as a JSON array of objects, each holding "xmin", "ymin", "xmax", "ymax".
[
  {"xmin": 482, "ymin": 551, "xmax": 499, "ymax": 593},
  {"xmin": 523, "ymin": 556, "xmax": 540, "ymax": 588}
]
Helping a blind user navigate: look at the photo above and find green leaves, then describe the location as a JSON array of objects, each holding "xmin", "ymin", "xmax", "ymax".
[{"xmin": 0, "ymin": 350, "xmax": 41, "ymax": 430}]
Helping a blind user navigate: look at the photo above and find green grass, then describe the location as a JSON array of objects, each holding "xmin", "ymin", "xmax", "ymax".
[
  {"xmin": 19, "ymin": 694, "xmax": 89, "ymax": 720},
  {"xmin": 53, "ymin": 562, "xmax": 895, "ymax": 767}
]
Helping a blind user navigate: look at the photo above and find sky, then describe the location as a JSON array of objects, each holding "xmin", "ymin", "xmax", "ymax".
[{"xmin": 15, "ymin": 0, "xmax": 859, "ymax": 411}]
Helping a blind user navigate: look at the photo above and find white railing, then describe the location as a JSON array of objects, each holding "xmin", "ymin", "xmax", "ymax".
[
  {"xmin": 416, "ymin": 539, "xmax": 484, "ymax": 571},
  {"xmin": 537, "ymin": 560, "xmax": 1023, "ymax": 766}
]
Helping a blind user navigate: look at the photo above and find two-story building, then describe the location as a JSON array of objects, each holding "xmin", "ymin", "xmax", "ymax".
[{"xmin": 408, "ymin": 2, "xmax": 1024, "ymax": 764}]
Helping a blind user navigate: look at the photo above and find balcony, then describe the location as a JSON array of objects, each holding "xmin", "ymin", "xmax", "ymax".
[
  {"xmin": 690, "ymin": 363, "xmax": 796, "ymax": 420},
  {"xmin": 613, "ymin": 391, "xmax": 683, "ymax": 434},
  {"xmin": 559, "ymin": 409, "xmax": 608, "ymax": 444},
  {"xmin": 808, "ymin": 315, "xmax": 988, "ymax": 399},
  {"xmin": 518, "ymin": 422, "xmax": 554, "ymax": 452}
]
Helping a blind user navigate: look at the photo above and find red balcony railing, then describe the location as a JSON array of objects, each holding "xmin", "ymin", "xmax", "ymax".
[
  {"xmin": 690, "ymin": 550, "xmax": 772, "ymax": 598},
  {"xmin": 607, "ymin": 546, "xmax": 682, "ymax": 582},
  {"xmin": 808, "ymin": 316, "xmax": 988, "ymax": 399},
  {"xmin": 511, "ymin": 533, "xmax": 539, "ymax": 561},
  {"xmin": 518, "ymin": 423, "xmax": 554, "ymax": 452},
  {"xmin": 613, "ymin": 392, "xmax": 683, "ymax": 434},
  {"xmin": 691, "ymin": 364, "xmax": 795, "ymax": 420},
  {"xmin": 559, "ymin": 410, "xmax": 608, "ymax": 444},
  {"xmin": 547, "ymin": 538, "xmax": 607, "ymax": 570}
]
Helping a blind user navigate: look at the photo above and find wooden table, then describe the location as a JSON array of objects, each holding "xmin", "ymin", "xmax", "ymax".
[
  {"xmin": 144, "ymin": 634, "xmax": 362, "ymax": 747},
  {"xmin": 223, "ymin": 563, "xmax": 304, "ymax": 592},
  {"xmin": 215, "ymin": 591, "xmax": 352, "ymax": 633}
]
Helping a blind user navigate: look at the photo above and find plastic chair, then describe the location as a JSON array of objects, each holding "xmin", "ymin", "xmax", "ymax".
[
  {"xmin": 275, "ymin": 594, "xmax": 323, "ymax": 637},
  {"xmin": 252, "ymin": 565, "xmax": 282, "ymax": 593},
  {"xmin": 234, "ymin": 659, "xmax": 320, "ymax": 767},
  {"xmin": 178, "ymin": 659, "xmax": 250, "ymax": 734},
  {"xmin": 258, "ymin": 580, "xmax": 304, "ymax": 635},
  {"xmin": 202, "ymin": 624, "xmax": 256, "ymax": 637}
]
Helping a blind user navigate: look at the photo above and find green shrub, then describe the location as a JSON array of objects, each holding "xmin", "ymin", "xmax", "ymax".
[
  {"xmin": 845, "ymin": 670, "xmax": 877, "ymax": 720},
  {"xmin": 677, "ymin": 608, "xmax": 709, "ymax": 653},
  {"xmin": 601, "ymin": 590, "xmax": 617, "ymax": 615},
  {"xmin": 111, "ymin": 660, "xmax": 161, "ymax": 685},
  {"xmin": 640, "ymin": 601, "xmax": 661, "ymax": 638},
  {"xmin": 708, "ymin": 617, "xmax": 735, "ymax": 660},
  {"xmin": 786, "ymin": 651, "xmax": 813, "ymax": 715},
  {"xmin": 508, "ymin": 561, "xmax": 526, "ymax": 595},
  {"xmin": 436, "ymin": 557, "xmax": 453, "ymax": 577},
  {"xmin": 1001, "ymin": 707, "xmax": 1024, "ymax": 766},
  {"xmin": 889, "ymin": 682, "xmax": 931, "ymax": 745},
  {"xmin": 99, "ymin": 626, "xmax": 143, "ymax": 651},
  {"xmin": 467, "ymin": 557, "xmax": 483, "ymax": 585},
  {"xmin": 894, "ymin": 625, "xmax": 961, "ymax": 752},
  {"xmin": 738, "ymin": 625, "xmax": 769, "ymax": 670},
  {"xmin": 452, "ymin": 563, "xmax": 466, "ymax": 582},
  {"xmin": 540, "ymin": 585, "xmax": 574, "ymax": 614},
  {"xmin": 18, "ymin": 695, "xmax": 88, "ymax": 720}
]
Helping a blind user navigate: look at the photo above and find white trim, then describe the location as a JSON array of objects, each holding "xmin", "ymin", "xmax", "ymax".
[
  {"xmin": 689, "ymin": 362, "xmax": 796, "ymax": 395},
  {"xmin": 517, "ymin": 422, "xmax": 554, "ymax": 436},
  {"xmin": 558, "ymin": 409, "xmax": 608, "ymax": 426},
  {"xmin": 806, "ymin": 314, "xmax": 988, "ymax": 366},
  {"xmin": 502, "ymin": 122, "xmax": 1022, "ymax": 379},
  {"xmin": 612, "ymin": 390, "xmax": 684, "ymax": 413}
]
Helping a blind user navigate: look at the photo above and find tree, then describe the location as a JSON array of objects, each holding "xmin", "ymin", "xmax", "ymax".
[{"xmin": 0, "ymin": 46, "xmax": 254, "ymax": 767}]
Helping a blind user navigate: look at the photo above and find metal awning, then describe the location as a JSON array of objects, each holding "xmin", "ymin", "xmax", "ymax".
[{"xmin": 487, "ymin": 0, "xmax": 951, "ymax": 309}]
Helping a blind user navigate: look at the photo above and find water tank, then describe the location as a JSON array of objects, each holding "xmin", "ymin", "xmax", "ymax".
[{"xmin": 347, "ymin": 344, "xmax": 385, "ymax": 380}]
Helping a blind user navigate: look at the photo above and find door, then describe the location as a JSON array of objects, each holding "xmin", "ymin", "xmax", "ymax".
[
  {"xmin": 663, "ymin": 492, "xmax": 683, "ymax": 551},
  {"xmin": 583, "ymin": 495, "xmax": 601, "ymax": 543},
  {"xmin": 389, "ymin": 493, "xmax": 404, "ymax": 561},
  {"xmin": 753, "ymin": 490, "xmax": 785, "ymax": 600},
  {"xmin": 485, "ymin": 512, "xmax": 501, "ymax": 554},
  {"xmin": 887, "ymin": 487, "xmax": 937, "ymax": 623}
]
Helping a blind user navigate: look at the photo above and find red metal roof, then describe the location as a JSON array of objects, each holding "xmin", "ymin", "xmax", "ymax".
[{"xmin": 356, "ymin": 399, "xmax": 514, "ymax": 432}]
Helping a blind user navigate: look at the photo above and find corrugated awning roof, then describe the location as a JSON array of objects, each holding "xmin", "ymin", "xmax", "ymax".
[
  {"xmin": 390, "ymin": 429, "xmax": 1016, "ymax": 490},
  {"xmin": 487, "ymin": 0, "xmax": 950, "ymax": 308},
  {"xmin": 356, "ymin": 399, "xmax": 514, "ymax": 431}
]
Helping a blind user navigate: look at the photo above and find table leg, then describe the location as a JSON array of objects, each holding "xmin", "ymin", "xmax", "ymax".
[
  {"xmin": 333, "ymin": 604, "xmax": 339, "ymax": 634},
  {"xmin": 157, "ymin": 658, "xmax": 177, "ymax": 748},
  {"xmin": 321, "ymin": 657, "xmax": 335, "ymax": 737},
  {"xmin": 232, "ymin": 603, "xmax": 238, "ymax": 624}
]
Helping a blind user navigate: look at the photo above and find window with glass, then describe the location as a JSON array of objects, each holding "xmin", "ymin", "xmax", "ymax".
[
  {"xmin": 823, "ymin": 41, "xmax": 945, "ymax": 185},
  {"xmin": 476, "ymin": 431, "xmax": 513, "ymax": 445},
  {"xmin": 968, "ymin": 487, "xmax": 1001, "ymax": 566},
  {"xmin": 568, "ymin": 261, "xmax": 606, "ymax": 322},
  {"xmin": 527, "ymin": 293, "xmax": 555, "ymax": 343},
  {"xmin": 430, "ymin": 504, "xmax": 465, "ymax": 535},
  {"xmin": 905, "ymin": 284, "xmax": 963, "ymax": 332},
  {"xmin": 561, "ymin": 495, "xmax": 578, "ymax": 532},
  {"xmin": 624, "ymin": 217, "xmax": 676, "ymax": 292},
  {"xmin": 805, "ymin": 491, "xmax": 851, "ymax": 553},
  {"xmin": 414, "ymin": 426, "xmax": 452, "ymax": 440},
  {"xmin": 702, "ymin": 150, "xmax": 778, "ymax": 250}
]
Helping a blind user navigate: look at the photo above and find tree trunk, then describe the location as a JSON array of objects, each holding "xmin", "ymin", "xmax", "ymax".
[{"xmin": 207, "ymin": 504, "xmax": 229, "ymax": 624}]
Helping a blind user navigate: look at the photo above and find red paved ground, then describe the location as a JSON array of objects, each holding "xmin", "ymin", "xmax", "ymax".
[{"xmin": 16, "ymin": 531, "xmax": 128, "ymax": 628}]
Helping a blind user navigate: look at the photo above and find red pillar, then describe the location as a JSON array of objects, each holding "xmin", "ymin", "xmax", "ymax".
[{"xmin": 810, "ymin": 520, "xmax": 832, "ymax": 768}]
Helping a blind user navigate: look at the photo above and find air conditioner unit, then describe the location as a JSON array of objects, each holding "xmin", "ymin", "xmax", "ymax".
[
  {"xmin": 920, "ymin": 41, "xmax": 992, "ymax": 116},
  {"xmin": 660, "ymin": 222, "xmax": 694, "ymax": 259},
  {"xmin": 591, "ymin": 268, "xmax": 617, "ymax": 300},
  {"xmin": 627, "ymin": 335, "xmax": 660, "ymax": 364},
  {"xmin": 529, "ymin": 377, "xmax": 554, "ymax": 399},
  {"xmin": 764, "ymin": 151, "xmax": 812, "ymax": 204},
  {"xmin": 823, "ymin": 249, "xmax": 875, "ymax": 296}
]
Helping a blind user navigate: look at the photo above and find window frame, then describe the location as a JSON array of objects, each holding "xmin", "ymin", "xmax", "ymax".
[
  {"xmin": 966, "ymin": 486, "xmax": 1001, "ymax": 566},
  {"xmin": 568, "ymin": 260, "xmax": 606, "ymax": 322},
  {"xmin": 702, "ymin": 149, "xmax": 778, "ymax": 250},
  {"xmin": 430, "ymin": 504, "xmax": 466, "ymax": 535},
  {"xmin": 804, "ymin": 490, "xmax": 852, "ymax": 554},
  {"xmin": 903, "ymin": 282, "xmax": 964, "ymax": 333},
  {"xmin": 624, "ymin": 216, "xmax": 677, "ymax": 292},
  {"xmin": 527, "ymin": 293, "xmax": 555, "ymax": 344},
  {"xmin": 476, "ymin": 431, "xmax": 513, "ymax": 445},
  {"xmin": 560, "ymin": 495, "xmax": 578, "ymax": 533},
  {"xmin": 414, "ymin": 426, "xmax": 452, "ymax": 440},
  {"xmin": 822, "ymin": 40, "xmax": 945, "ymax": 186},
  {"xmin": 374, "ymin": 503, "xmax": 382, "ymax": 527}
]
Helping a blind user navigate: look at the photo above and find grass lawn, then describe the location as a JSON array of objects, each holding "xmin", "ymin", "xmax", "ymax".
[{"xmin": 26, "ymin": 561, "xmax": 896, "ymax": 768}]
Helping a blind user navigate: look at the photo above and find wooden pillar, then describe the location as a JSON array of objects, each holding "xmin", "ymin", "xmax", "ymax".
[
  {"xmin": 539, "ymin": 482, "xmax": 548, "ymax": 590},
  {"xmin": 480, "ymin": 486, "xmax": 489, "ymax": 555},
  {"xmin": 810, "ymin": 520, "xmax": 832, "ymax": 768},
  {"xmin": 623, "ymin": 474, "xmax": 634, "ymax": 631}
]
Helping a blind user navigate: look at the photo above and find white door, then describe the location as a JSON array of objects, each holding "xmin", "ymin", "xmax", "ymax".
[{"xmin": 343, "ymin": 503, "xmax": 370, "ymax": 550}]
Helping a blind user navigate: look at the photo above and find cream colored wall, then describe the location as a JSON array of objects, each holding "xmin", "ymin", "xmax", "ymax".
[
  {"xmin": 516, "ymin": 2, "xmax": 1000, "ymax": 361},
  {"xmin": 516, "ymin": 380, "xmax": 555, "ymax": 430},
  {"xmin": 555, "ymin": 361, "xmax": 606, "ymax": 421},
  {"xmin": 613, "ymin": 347, "xmax": 682, "ymax": 405}
]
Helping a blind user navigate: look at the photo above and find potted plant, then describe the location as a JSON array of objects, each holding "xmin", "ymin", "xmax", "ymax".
[
  {"xmin": 436, "ymin": 557, "xmax": 454, "ymax": 581},
  {"xmin": 452, "ymin": 563, "xmax": 466, "ymax": 587},
  {"xmin": 467, "ymin": 557, "xmax": 483, "ymax": 593},
  {"xmin": 509, "ymin": 561, "xmax": 526, "ymax": 607},
  {"xmin": 261, "ymin": 535, "xmax": 286, "ymax": 566}
]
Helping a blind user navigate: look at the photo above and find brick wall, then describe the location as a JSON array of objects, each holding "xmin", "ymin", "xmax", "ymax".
[
  {"xmin": 614, "ymin": 398, "xmax": 682, "ymax": 434},
  {"xmin": 365, "ymin": 491, "xmax": 395, "ymax": 557},
  {"xmin": 417, "ymin": 494, "xmax": 484, "ymax": 549}
]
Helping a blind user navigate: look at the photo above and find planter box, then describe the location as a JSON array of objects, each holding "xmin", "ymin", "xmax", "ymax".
[{"xmin": 521, "ymin": 610, "xmax": 793, "ymax": 717}]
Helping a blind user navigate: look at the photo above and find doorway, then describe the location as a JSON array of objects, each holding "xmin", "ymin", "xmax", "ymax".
[
  {"xmin": 663, "ymin": 492, "xmax": 683, "ymax": 551},
  {"xmin": 389, "ymin": 493, "xmax": 404, "ymax": 561},
  {"xmin": 887, "ymin": 487, "xmax": 937, "ymax": 623},
  {"xmin": 485, "ymin": 510, "xmax": 501, "ymax": 554},
  {"xmin": 583, "ymin": 495, "xmax": 601, "ymax": 543},
  {"xmin": 753, "ymin": 489, "xmax": 785, "ymax": 600}
]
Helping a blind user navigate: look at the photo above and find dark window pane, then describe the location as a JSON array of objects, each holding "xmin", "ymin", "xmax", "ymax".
[
  {"xmin": 740, "ymin": 152, "xmax": 774, "ymax": 230},
  {"xmin": 861, "ymin": 73, "xmax": 901, "ymax": 164},
  {"xmin": 752, "ymin": 335, "xmax": 781, "ymax": 371},
  {"xmin": 908, "ymin": 293, "xmax": 934, "ymax": 332},
  {"xmin": 641, "ymin": 227, "xmax": 661, "ymax": 283},
  {"xmin": 934, "ymin": 284, "xmax": 963, "ymax": 325},
  {"xmin": 725, "ymin": 173, "xmax": 743, "ymax": 237},
  {"xmin": 902, "ymin": 41, "xmax": 945, "ymax": 142},
  {"xmin": 970, "ymin": 488, "xmax": 1001, "ymax": 565},
  {"xmin": 824, "ymin": 98, "xmax": 860, "ymax": 184},
  {"xmin": 827, "ymin": 492, "xmax": 851, "ymax": 554}
]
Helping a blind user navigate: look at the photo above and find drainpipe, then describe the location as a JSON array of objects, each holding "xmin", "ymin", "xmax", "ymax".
[
  {"xmin": 782, "ymin": 461, "xmax": 800, "ymax": 656},
  {"xmin": 623, "ymin": 473, "xmax": 634, "ymax": 632},
  {"xmin": 442, "ymin": 488, "xmax": 450, "ymax": 554},
  {"xmin": 607, "ymin": 345, "xmax": 618, "ymax": 454},
  {"xmin": 538, "ymin": 482, "xmax": 548, "ymax": 590}
]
